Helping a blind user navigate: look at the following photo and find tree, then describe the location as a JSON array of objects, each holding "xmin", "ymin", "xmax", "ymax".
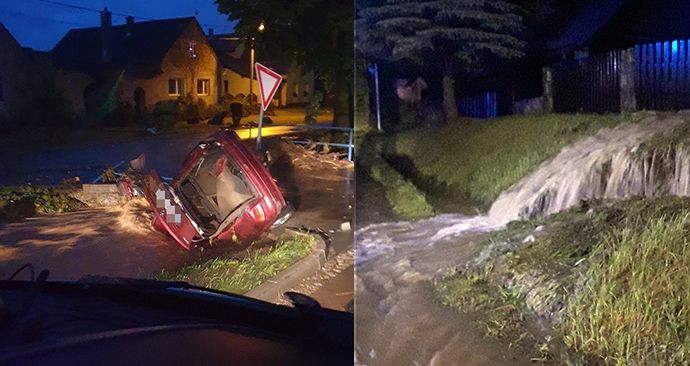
[
  {"xmin": 215, "ymin": 0, "xmax": 354, "ymax": 127},
  {"xmin": 7, "ymin": 58, "xmax": 72, "ymax": 144},
  {"xmin": 357, "ymin": 0, "xmax": 527, "ymax": 120}
]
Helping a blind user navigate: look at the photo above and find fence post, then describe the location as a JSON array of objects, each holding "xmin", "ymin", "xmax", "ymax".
[
  {"xmin": 542, "ymin": 66, "xmax": 554, "ymax": 113},
  {"xmin": 348, "ymin": 128, "xmax": 354, "ymax": 161},
  {"xmin": 619, "ymin": 47, "xmax": 637, "ymax": 113}
]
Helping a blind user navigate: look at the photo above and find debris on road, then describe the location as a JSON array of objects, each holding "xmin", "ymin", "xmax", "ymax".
[
  {"xmin": 281, "ymin": 140, "xmax": 353, "ymax": 171},
  {"xmin": 69, "ymin": 184, "xmax": 127, "ymax": 207},
  {"xmin": 278, "ymin": 247, "xmax": 354, "ymax": 306},
  {"xmin": 63, "ymin": 176, "xmax": 81, "ymax": 185}
]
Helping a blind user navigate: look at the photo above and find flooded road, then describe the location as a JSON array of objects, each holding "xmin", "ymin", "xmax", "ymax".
[{"xmin": 355, "ymin": 216, "xmax": 531, "ymax": 366}]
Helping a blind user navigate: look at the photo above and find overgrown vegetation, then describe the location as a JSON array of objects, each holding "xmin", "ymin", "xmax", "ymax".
[
  {"xmin": 359, "ymin": 134, "xmax": 434, "ymax": 220},
  {"xmin": 0, "ymin": 186, "xmax": 84, "ymax": 222},
  {"xmin": 156, "ymin": 234, "xmax": 315, "ymax": 294},
  {"xmin": 6, "ymin": 59, "xmax": 73, "ymax": 146},
  {"xmin": 435, "ymin": 196, "xmax": 690, "ymax": 364},
  {"xmin": 391, "ymin": 113, "xmax": 633, "ymax": 205},
  {"xmin": 304, "ymin": 91, "xmax": 323, "ymax": 124}
]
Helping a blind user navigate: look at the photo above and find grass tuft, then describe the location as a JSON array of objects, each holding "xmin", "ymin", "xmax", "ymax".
[
  {"xmin": 563, "ymin": 214, "xmax": 690, "ymax": 365},
  {"xmin": 156, "ymin": 234, "xmax": 315, "ymax": 294},
  {"xmin": 436, "ymin": 196, "xmax": 690, "ymax": 364}
]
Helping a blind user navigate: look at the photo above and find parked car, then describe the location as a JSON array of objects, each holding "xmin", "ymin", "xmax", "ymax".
[{"xmin": 142, "ymin": 130, "xmax": 293, "ymax": 249}]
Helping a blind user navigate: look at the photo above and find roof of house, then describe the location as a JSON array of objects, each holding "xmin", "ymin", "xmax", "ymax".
[
  {"xmin": 208, "ymin": 33, "xmax": 289, "ymax": 77},
  {"xmin": 51, "ymin": 17, "xmax": 198, "ymax": 78},
  {"xmin": 0, "ymin": 23, "xmax": 21, "ymax": 50},
  {"xmin": 546, "ymin": 0, "xmax": 624, "ymax": 54},
  {"xmin": 548, "ymin": 0, "xmax": 690, "ymax": 55}
]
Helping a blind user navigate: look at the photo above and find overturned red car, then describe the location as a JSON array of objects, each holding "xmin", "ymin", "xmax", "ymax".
[{"xmin": 141, "ymin": 131, "xmax": 292, "ymax": 250}]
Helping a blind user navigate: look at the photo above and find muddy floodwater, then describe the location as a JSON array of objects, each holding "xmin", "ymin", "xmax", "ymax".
[
  {"xmin": 355, "ymin": 215, "xmax": 532, "ymax": 366},
  {"xmin": 355, "ymin": 114, "xmax": 690, "ymax": 365}
]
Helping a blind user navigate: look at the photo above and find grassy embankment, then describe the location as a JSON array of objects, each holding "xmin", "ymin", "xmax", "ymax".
[
  {"xmin": 388, "ymin": 113, "xmax": 633, "ymax": 210},
  {"xmin": 156, "ymin": 234, "xmax": 315, "ymax": 294},
  {"xmin": 436, "ymin": 196, "xmax": 690, "ymax": 364},
  {"xmin": 359, "ymin": 133, "xmax": 434, "ymax": 220}
]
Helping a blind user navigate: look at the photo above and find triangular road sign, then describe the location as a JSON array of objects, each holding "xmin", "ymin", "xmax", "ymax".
[{"xmin": 255, "ymin": 62, "xmax": 283, "ymax": 111}]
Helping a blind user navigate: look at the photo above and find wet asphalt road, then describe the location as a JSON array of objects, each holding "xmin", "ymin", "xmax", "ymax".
[{"xmin": 0, "ymin": 132, "xmax": 211, "ymax": 185}]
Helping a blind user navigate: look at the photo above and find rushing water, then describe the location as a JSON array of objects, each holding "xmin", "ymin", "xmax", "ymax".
[
  {"xmin": 356, "ymin": 113, "xmax": 690, "ymax": 365},
  {"xmin": 489, "ymin": 114, "xmax": 688, "ymax": 222}
]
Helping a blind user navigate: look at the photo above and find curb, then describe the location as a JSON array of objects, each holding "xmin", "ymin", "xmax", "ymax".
[{"xmin": 245, "ymin": 229, "xmax": 327, "ymax": 302}]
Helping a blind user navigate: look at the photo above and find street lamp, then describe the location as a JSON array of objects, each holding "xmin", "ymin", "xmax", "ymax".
[{"xmin": 249, "ymin": 21, "xmax": 265, "ymax": 107}]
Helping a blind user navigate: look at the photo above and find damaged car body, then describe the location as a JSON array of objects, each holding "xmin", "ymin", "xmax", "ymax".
[{"xmin": 141, "ymin": 131, "xmax": 293, "ymax": 250}]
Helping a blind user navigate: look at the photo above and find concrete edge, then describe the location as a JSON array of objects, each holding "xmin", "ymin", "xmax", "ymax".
[{"xmin": 244, "ymin": 229, "xmax": 326, "ymax": 302}]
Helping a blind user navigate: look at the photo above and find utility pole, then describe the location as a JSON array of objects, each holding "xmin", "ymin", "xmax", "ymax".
[{"xmin": 249, "ymin": 37, "xmax": 255, "ymax": 104}]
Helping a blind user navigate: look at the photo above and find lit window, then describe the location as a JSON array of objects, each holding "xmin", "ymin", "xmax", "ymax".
[
  {"xmin": 303, "ymin": 83, "xmax": 309, "ymax": 97},
  {"xmin": 197, "ymin": 79, "xmax": 210, "ymax": 95},
  {"xmin": 168, "ymin": 78, "xmax": 183, "ymax": 96},
  {"xmin": 223, "ymin": 80, "xmax": 229, "ymax": 94},
  {"xmin": 292, "ymin": 83, "xmax": 299, "ymax": 97}
]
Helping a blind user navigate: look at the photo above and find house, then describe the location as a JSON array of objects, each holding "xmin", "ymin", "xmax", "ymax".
[
  {"xmin": 547, "ymin": 0, "xmax": 690, "ymax": 59},
  {"xmin": 51, "ymin": 9, "xmax": 218, "ymax": 118},
  {"xmin": 0, "ymin": 23, "xmax": 28, "ymax": 121},
  {"xmin": 208, "ymin": 33, "xmax": 315, "ymax": 106},
  {"xmin": 543, "ymin": 0, "xmax": 690, "ymax": 113},
  {"xmin": 466, "ymin": 0, "xmax": 690, "ymax": 117}
]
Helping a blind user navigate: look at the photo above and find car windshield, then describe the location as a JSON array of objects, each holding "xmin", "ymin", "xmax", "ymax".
[{"xmin": 179, "ymin": 146, "xmax": 254, "ymax": 231}]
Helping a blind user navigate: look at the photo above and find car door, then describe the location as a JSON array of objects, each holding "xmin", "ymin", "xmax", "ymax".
[{"xmin": 142, "ymin": 170, "xmax": 202, "ymax": 250}]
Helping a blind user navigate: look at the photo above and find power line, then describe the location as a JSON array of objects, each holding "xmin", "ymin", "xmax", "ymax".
[
  {"xmin": 34, "ymin": 0, "xmax": 231, "ymax": 29},
  {"xmin": 1, "ymin": 8, "xmax": 94, "ymax": 28},
  {"xmin": 36, "ymin": 0, "xmax": 157, "ymax": 21}
]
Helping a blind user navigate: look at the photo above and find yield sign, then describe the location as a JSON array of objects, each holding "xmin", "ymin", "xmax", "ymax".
[{"xmin": 255, "ymin": 62, "xmax": 283, "ymax": 111}]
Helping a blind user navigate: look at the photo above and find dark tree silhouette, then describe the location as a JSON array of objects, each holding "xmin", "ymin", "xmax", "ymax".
[
  {"xmin": 357, "ymin": 0, "xmax": 527, "ymax": 120},
  {"xmin": 216, "ymin": 0, "xmax": 354, "ymax": 127}
]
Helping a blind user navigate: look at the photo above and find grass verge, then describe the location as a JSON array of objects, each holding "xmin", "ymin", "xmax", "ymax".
[
  {"xmin": 0, "ymin": 186, "xmax": 84, "ymax": 222},
  {"xmin": 156, "ymin": 234, "xmax": 315, "ymax": 294},
  {"xmin": 390, "ymin": 113, "xmax": 636, "ymax": 205},
  {"xmin": 435, "ymin": 196, "xmax": 690, "ymax": 364},
  {"xmin": 359, "ymin": 133, "xmax": 434, "ymax": 220}
]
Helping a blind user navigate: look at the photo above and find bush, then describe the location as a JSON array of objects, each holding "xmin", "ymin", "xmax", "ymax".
[
  {"xmin": 152, "ymin": 100, "xmax": 180, "ymax": 131},
  {"xmin": 182, "ymin": 99, "xmax": 200, "ymax": 124},
  {"xmin": 396, "ymin": 102, "xmax": 417, "ymax": 131},
  {"xmin": 6, "ymin": 60, "xmax": 72, "ymax": 139},
  {"xmin": 102, "ymin": 102, "xmax": 135, "ymax": 127},
  {"xmin": 204, "ymin": 103, "xmax": 226, "ymax": 120},
  {"xmin": 304, "ymin": 91, "xmax": 324, "ymax": 124},
  {"xmin": 0, "ymin": 186, "xmax": 83, "ymax": 222}
]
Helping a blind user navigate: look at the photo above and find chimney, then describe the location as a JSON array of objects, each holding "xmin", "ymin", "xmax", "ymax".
[
  {"xmin": 100, "ymin": 7, "xmax": 112, "ymax": 62},
  {"xmin": 126, "ymin": 16, "xmax": 134, "ymax": 36},
  {"xmin": 208, "ymin": 27, "xmax": 214, "ymax": 36}
]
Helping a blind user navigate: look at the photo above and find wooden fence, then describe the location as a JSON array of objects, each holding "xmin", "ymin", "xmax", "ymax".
[
  {"xmin": 458, "ymin": 38, "xmax": 690, "ymax": 118},
  {"xmin": 635, "ymin": 40, "xmax": 690, "ymax": 111},
  {"xmin": 552, "ymin": 51, "xmax": 622, "ymax": 113}
]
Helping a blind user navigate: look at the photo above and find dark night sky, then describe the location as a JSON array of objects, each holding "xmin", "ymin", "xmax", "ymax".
[{"xmin": 0, "ymin": 0, "xmax": 236, "ymax": 51}]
